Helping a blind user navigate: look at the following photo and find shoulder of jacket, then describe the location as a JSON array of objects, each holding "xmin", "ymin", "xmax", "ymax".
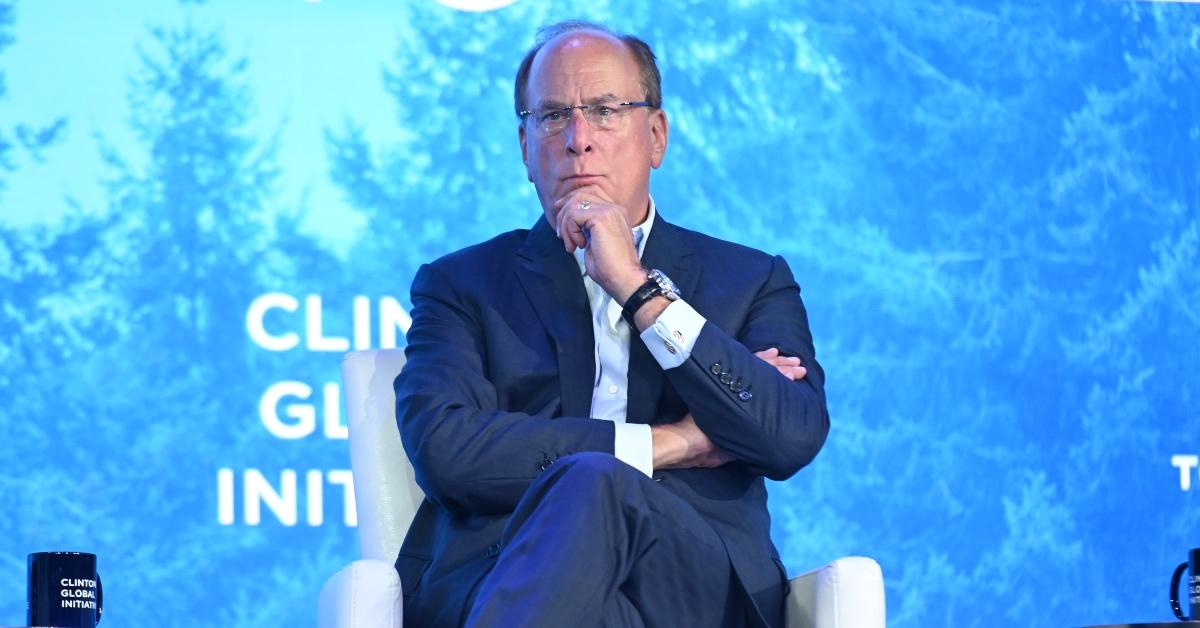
[
  {"xmin": 669, "ymin": 223, "xmax": 776, "ymax": 267},
  {"xmin": 427, "ymin": 228, "xmax": 530, "ymax": 273}
]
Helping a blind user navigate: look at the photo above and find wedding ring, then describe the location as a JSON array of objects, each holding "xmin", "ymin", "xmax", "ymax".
[{"xmin": 580, "ymin": 200, "xmax": 591, "ymax": 210}]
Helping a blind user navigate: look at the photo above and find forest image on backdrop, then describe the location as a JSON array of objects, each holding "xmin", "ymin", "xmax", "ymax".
[{"xmin": 1, "ymin": 0, "xmax": 1198, "ymax": 626}]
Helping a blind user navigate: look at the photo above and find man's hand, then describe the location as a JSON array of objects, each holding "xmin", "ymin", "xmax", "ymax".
[
  {"xmin": 651, "ymin": 413, "xmax": 735, "ymax": 470},
  {"xmin": 754, "ymin": 347, "xmax": 807, "ymax": 381},
  {"xmin": 553, "ymin": 188, "xmax": 646, "ymax": 303}
]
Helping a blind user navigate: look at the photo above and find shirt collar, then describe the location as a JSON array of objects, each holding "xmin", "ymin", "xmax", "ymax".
[{"xmin": 572, "ymin": 197, "xmax": 656, "ymax": 276}]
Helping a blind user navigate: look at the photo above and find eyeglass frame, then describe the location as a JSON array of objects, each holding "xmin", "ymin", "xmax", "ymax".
[{"xmin": 519, "ymin": 100, "xmax": 654, "ymax": 136}]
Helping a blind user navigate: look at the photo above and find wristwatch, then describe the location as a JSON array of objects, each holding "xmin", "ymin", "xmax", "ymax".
[{"xmin": 621, "ymin": 269, "xmax": 681, "ymax": 326}]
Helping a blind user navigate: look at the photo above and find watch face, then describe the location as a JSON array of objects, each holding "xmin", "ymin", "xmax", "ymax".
[{"xmin": 649, "ymin": 269, "xmax": 680, "ymax": 299}]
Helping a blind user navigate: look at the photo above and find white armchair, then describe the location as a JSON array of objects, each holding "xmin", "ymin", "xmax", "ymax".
[{"xmin": 318, "ymin": 349, "xmax": 886, "ymax": 628}]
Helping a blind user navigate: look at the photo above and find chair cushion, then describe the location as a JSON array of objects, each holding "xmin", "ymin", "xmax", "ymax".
[
  {"xmin": 785, "ymin": 556, "xmax": 885, "ymax": 628},
  {"xmin": 317, "ymin": 559, "xmax": 404, "ymax": 628}
]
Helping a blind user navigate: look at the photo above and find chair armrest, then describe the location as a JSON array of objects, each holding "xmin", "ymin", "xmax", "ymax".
[
  {"xmin": 317, "ymin": 559, "xmax": 404, "ymax": 628},
  {"xmin": 785, "ymin": 556, "xmax": 885, "ymax": 628}
]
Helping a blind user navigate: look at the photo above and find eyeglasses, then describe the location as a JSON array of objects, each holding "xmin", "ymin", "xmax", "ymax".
[{"xmin": 520, "ymin": 101, "xmax": 653, "ymax": 136}]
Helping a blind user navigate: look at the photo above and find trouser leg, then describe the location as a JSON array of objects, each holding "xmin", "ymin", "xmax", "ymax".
[
  {"xmin": 464, "ymin": 452, "xmax": 747, "ymax": 628},
  {"xmin": 601, "ymin": 590, "xmax": 646, "ymax": 628}
]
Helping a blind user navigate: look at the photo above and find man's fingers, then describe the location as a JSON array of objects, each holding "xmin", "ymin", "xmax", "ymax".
[
  {"xmin": 699, "ymin": 448, "xmax": 736, "ymax": 468},
  {"xmin": 752, "ymin": 347, "xmax": 807, "ymax": 381},
  {"xmin": 555, "ymin": 192, "xmax": 609, "ymax": 252},
  {"xmin": 565, "ymin": 219, "xmax": 587, "ymax": 249},
  {"xmin": 754, "ymin": 348, "xmax": 801, "ymax": 365},
  {"xmin": 555, "ymin": 200, "xmax": 592, "ymax": 251}
]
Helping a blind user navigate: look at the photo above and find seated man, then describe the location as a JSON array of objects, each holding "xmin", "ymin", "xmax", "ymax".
[{"xmin": 394, "ymin": 20, "xmax": 829, "ymax": 628}]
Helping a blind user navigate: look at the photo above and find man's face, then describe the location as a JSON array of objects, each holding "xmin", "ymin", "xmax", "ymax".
[{"xmin": 519, "ymin": 31, "xmax": 668, "ymax": 227}]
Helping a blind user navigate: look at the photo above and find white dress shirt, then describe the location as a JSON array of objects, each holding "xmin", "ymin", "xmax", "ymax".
[{"xmin": 572, "ymin": 199, "xmax": 708, "ymax": 477}]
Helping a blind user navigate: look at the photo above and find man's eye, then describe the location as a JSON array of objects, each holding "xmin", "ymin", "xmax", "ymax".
[
  {"xmin": 541, "ymin": 110, "xmax": 567, "ymax": 123},
  {"xmin": 595, "ymin": 106, "xmax": 616, "ymax": 117}
]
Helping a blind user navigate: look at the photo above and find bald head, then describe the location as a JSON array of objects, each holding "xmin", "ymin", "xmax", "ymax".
[{"xmin": 514, "ymin": 21, "xmax": 662, "ymax": 118}]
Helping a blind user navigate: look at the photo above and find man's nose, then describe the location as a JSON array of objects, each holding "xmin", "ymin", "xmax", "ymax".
[{"xmin": 564, "ymin": 110, "xmax": 593, "ymax": 155}]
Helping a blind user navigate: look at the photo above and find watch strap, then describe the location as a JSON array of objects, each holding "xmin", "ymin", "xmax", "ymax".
[{"xmin": 621, "ymin": 278, "xmax": 663, "ymax": 327}]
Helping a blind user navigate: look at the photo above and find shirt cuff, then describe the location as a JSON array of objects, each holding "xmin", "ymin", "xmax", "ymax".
[
  {"xmin": 613, "ymin": 422, "xmax": 653, "ymax": 478},
  {"xmin": 639, "ymin": 299, "xmax": 706, "ymax": 370}
]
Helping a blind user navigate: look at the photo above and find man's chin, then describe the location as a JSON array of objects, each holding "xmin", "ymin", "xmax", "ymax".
[{"xmin": 557, "ymin": 178, "xmax": 607, "ymax": 199}]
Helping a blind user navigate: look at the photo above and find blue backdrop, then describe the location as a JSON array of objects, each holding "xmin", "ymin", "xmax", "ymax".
[{"xmin": 1, "ymin": 0, "xmax": 1198, "ymax": 626}]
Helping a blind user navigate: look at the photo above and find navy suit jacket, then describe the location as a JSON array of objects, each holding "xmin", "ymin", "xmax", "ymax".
[{"xmin": 393, "ymin": 211, "xmax": 830, "ymax": 627}]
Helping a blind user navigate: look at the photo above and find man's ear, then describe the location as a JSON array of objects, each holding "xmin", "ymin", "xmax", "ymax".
[
  {"xmin": 519, "ymin": 123, "xmax": 533, "ymax": 182},
  {"xmin": 649, "ymin": 109, "xmax": 669, "ymax": 169}
]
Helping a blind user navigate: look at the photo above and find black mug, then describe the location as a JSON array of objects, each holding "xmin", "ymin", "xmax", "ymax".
[
  {"xmin": 27, "ymin": 551, "xmax": 103, "ymax": 627},
  {"xmin": 1171, "ymin": 547, "xmax": 1200, "ymax": 622}
]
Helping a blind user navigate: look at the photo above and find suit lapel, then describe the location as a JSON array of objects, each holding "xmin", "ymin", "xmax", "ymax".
[
  {"xmin": 626, "ymin": 211, "xmax": 700, "ymax": 425},
  {"xmin": 514, "ymin": 217, "xmax": 595, "ymax": 419}
]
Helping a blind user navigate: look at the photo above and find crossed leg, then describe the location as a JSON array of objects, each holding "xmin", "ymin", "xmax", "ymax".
[{"xmin": 464, "ymin": 452, "xmax": 748, "ymax": 628}]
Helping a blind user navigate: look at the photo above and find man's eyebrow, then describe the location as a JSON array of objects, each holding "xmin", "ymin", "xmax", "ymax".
[
  {"xmin": 585, "ymin": 93, "xmax": 621, "ymax": 104},
  {"xmin": 534, "ymin": 93, "xmax": 622, "ymax": 111}
]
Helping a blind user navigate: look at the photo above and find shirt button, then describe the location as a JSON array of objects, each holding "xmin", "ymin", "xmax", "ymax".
[{"xmin": 608, "ymin": 384, "xmax": 618, "ymax": 395}]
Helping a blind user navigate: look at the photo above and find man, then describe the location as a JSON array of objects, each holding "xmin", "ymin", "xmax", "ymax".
[{"xmin": 394, "ymin": 20, "xmax": 829, "ymax": 628}]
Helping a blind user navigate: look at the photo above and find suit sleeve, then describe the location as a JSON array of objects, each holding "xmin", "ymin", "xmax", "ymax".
[
  {"xmin": 395, "ymin": 262, "xmax": 614, "ymax": 515},
  {"xmin": 662, "ymin": 255, "xmax": 829, "ymax": 480}
]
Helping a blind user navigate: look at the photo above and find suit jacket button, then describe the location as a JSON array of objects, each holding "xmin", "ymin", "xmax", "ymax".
[
  {"xmin": 730, "ymin": 378, "xmax": 744, "ymax": 392},
  {"xmin": 719, "ymin": 371, "xmax": 732, "ymax": 385},
  {"xmin": 738, "ymin": 390, "xmax": 753, "ymax": 402},
  {"xmin": 486, "ymin": 543, "xmax": 502, "ymax": 558},
  {"xmin": 710, "ymin": 362, "xmax": 722, "ymax": 375}
]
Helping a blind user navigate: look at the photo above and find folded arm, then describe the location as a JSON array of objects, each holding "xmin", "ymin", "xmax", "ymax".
[{"xmin": 642, "ymin": 255, "xmax": 829, "ymax": 480}]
